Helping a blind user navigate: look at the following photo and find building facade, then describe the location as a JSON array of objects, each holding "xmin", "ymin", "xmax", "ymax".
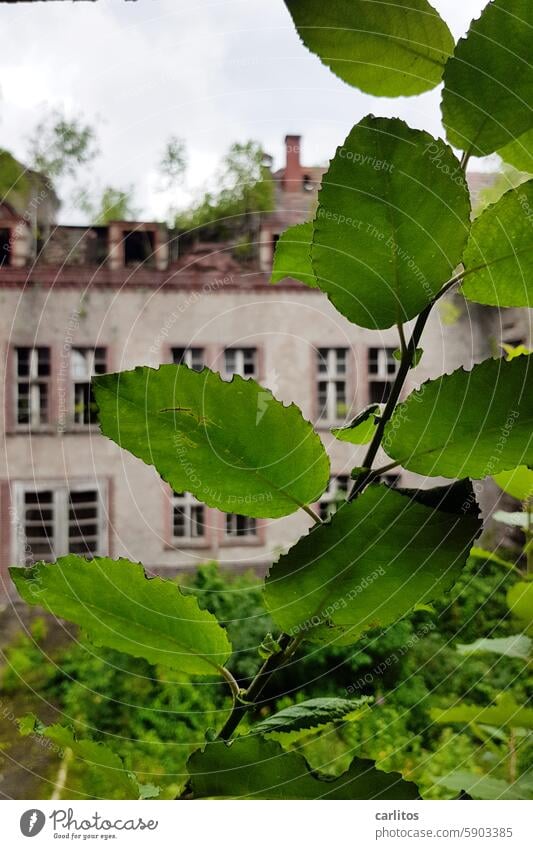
[{"xmin": 0, "ymin": 137, "xmax": 528, "ymax": 598}]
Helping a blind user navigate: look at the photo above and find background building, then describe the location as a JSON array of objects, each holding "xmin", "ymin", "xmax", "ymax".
[{"xmin": 0, "ymin": 136, "xmax": 528, "ymax": 599}]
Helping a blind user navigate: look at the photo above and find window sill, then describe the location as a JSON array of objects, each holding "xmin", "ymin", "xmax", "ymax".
[
  {"xmin": 219, "ymin": 536, "xmax": 263, "ymax": 547},
  {"xmin": 164, "ymin": 540, "xmax": 212, "ymax": 550}
]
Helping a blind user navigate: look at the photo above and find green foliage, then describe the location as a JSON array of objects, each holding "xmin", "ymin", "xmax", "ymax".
[
  {"xmin": 90, "ymin": 186, "xmax": 139, "ymax": 225},
  {"xmin": 27, "ymin": 109, "xmax": 98, "ymax": 179},
  {"xmin": 331, "ymin": 404, "xmax": 381, "ymax": 445},
  {"xmin": 270, "ymin": 221, "xmax": 317, "ymax": 287},
  {"xmin": 0, "ymin": 149, "xmax": 29, "ymax": 200},
  {"xmin": 284, "ymin": 0, "xmax": 453, "ymax": 97},
  {"xmin": 94, "ymin": 364, "xmax": 329, "ymax": 518},
  {"xmin": 176, "ymin": 141, "xmax": 273, "ymax": 233},
  {"xmin": 158, "ymin": 136, "xmax": 187, "ymax": 190},
  {"xmin": 251, "ymin": 697, "xmax": 371, "ymax": 736},
  {"xmin": 312, "ymin": 116, "xmax": 470, "ymax": 328},
  {"xmin": 494, "ymin": 466, "xmax": 533, "ymax": 502},
  {"xmin": 507, "ymin": 582, "xmax": 533, "ymax": 634},
  {"xmin": 462, "ymin": 182, "xmax": 533, "ymax": 307},
  {"xmin": 441, "ymin": 0, "xmax": 533, "ymax": 156},
  {"xmin": 265, "ymin": 483, "xmax": 481, "ymax": 645},
  {"xmin": 188, "ymin": 735, "xmax": 419, "ymax": 799},
  {"xmin": 385, "ymin": 356, "xmax": 533, "ymax": 478},
  {"xmin": 10, "ymin": 556, "xmax": 232, "ymax": 677},
  {"xmin": 499, "ymin": 128, "xmax": 533, "ymax": 174},
  {"xmin": 431, "ymin": 692, "xmax": 533, "ymax": 730},
  {"xmin": 456, "ymin": 635, "xmax": 532, "ymax": 660},
  {"xmin": 435, "ymin": 771, "xmax": 533, "ymax": 801}
]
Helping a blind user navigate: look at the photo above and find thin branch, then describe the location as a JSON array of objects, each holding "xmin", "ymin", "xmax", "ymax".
[
  {"xmin": 301, "ymin": 503, "xmax": 324, "ymax": 524},
  {"xmin": 397, "ymin": 321, "xmax": 408, "ymax": 361}
]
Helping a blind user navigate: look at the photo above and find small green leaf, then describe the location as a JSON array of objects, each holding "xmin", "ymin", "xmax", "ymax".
[
  {"xmin": 457, "ymin": 635, "xmax": 531, "ymax": 660},
  {"xmin": 284, "ymin": 0, "xmax": 453, "ymax": 97},
  {"xmin": 264, "ymin": 482, "xmax": 480, "ymax": 645},
  {"xmin": 394, "ymin": 347, "xmax": 424, "ymax": 367},
  {"xmin": 499, "ymin": 127, "xmax": 533, "ymax": 174},
  {"xmin": 251, "ymin": 697, "xmax": 372, "ymax": 737},
  {"xmin": 507, "ymin": 582, "xmax": 533, "ymax": 634},
  {"xmin": 384, "ymin": 356, "xmax": 533, "ymax": 478},
  {"xmin": 94, "ymin": 365, "xmax": 329, "ymax": 519},
  {"xmin": 331, "ymin": 404, "xmax": 381, "ymax": 445},
  {"xmin": 494, "ymin": 466, "xmax": 533, "ymax": 502},
  {"xmin": 271, "ymin": 221, "xmax": 317, "ymax": 287},
  {"xmin": 434, "ymin": 771, "xmax": 533, "ymax": 800},
  {"xmin": 10, "ymin": 556, "xmax": 232, "ymax": 677},
  {"xmin": 23, "ymin": 721, "xmax": 147, "ymax": 800},
  {"xmin": 469, "ymin": 546, "xmax": 517, "ymax": 571},
  {"xmin": 461, "ymin": 183, "xmax": 533, "ymax": 308},
  {"xmin": 431, "ymin": 693, "xmax": 533, "ymax": 730},
  {"xmin": 442, "ymin": 0, "xmax": 533, "ymax": 156},
  {"xmin": 312, "ymin": 117, "xmax": 470, "ymax": 329},
  {"xmin": 188, "ymin": 736, "xmax": 419, "ymax": 799},
  {"xmin": 502, "ymin": 343, "xmax": 533, "ymax": 361}
]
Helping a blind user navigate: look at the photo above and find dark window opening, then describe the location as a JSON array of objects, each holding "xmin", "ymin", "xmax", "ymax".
[
  {"xmin": 303, "ymin": 174, "xmax": 313, "ymax": 192},
  {"xmin": 124, "ymin": 230, "xmax": 155, "ymax": 266},
  {"xmin": 369, "ymin": 380, "xmax": 393, "ymax": 405},
  {"xmin": 0, "ymin": 228, "xmax": 12, "ymax": 267}
]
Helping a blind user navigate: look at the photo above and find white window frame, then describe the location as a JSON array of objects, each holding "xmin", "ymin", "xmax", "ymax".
[
  {"xmin": 368, "ymin": 347, "xmax": 398, "ymax": 404},
  {"xmin": 224, "ymin": 513, "xmax": 257, "ymax": 539},
  {"xmin": 15, "ymin": 346, "xmax": 51, "ymax": 427},
  {"xmin": 223, "ymin": 347, "xmax": 257, "ymax": 380},
  {"xmin": 172, "ymin": 347, "xmax": 205, "ymax": 372},
  {"xmin": 71, "ymin": 347, "xmax": 107, "ymax": 425},
  {"xmin": 171, "ymin": 491, "xmax": 206, "ymax": 542},
  {"xmin": 12, "ymin": 480, "xmax": 108, "ymax": 565},
  {"xmin": 317, "ymin": 348, "xmax": 348, "ymax": 423},
  {"xmin": 318, "ymin": 475, "xmax": 349, "ymax": 521}
]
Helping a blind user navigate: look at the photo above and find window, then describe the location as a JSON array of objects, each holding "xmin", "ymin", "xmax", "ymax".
[
  {"xmin": 225, "ymin": 513, "xmax": 257, "ymax": 539},
  {"xmin": 172, "ymin": 491, "xmax": 205, "ymax": 541},
  {"xmin": 318, "ymin": 475, "xmax": 349, "ymax": 521},
  {"xmin": 14, "ymin": 482, "xmax": 106, "ymax": 565},
  {"xmin": 368, "ymin": 347, "xmax": 398, "ymax": 404},
  {"xmin": 172, "ymin": 347, "xmax": 205, "ymax": 372},
  {"xmin": 15, "ymin": 347, "xmax": 51, "ymax": 426},
  {"xmin": 0, "ymin": 228, "xmax": 11, "ymax": 266},
  {"xmin": 71, "ymin": 347, "xmax": 107, "ymax": 425},
  {"xmin": 124, "ymin": 230, "xmax": 155, "ymax": 266},
  {"xmin": 317, "ymin": 348, "xmax": 348, "ymax": 422},
  {"xmin": 224, "ymin": 348, "xmax": 257, "ymax": 379}
]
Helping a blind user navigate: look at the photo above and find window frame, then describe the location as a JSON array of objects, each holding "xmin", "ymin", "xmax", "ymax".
[
  {"xmin": 170, "ymin": 490, "xmax": 207, "ymax": 545},
  {"xmin": 14, "ymin": 346, "xmax": 52, "ymax": 430},
  {"xmin": 315, "ymin": 347, "xmax": 349, "ymax": 425},
  {"xmin": 317, "ymin": 474, "xmax": 350, "ymax": 522},
  {"xmin": 70, "ymin": 346, "xmax": 107, "ymax": 427},
  {"xmin": 223, "ymin": 346, "xmax": 258, "ymax": 381}
]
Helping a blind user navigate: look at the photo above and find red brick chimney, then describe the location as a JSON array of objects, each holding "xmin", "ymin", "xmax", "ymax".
[{"xmin": 283, "ymin": 134, "xmax": 302, "ymax": 192}]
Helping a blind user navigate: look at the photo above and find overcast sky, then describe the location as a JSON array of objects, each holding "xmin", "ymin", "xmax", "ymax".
[{"xmin": 0, "ymin": 0, "xmax": 493, "ymax": 221}]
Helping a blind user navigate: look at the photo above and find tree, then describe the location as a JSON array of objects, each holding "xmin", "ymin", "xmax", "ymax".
[
  {"xmin": 89, "ymin": 186, "xmax": 138, "ymax": 225},
  {"xmin": 158, "ymin": 135, "xmax": 187, "ymax": 191},
  {"xmin": 26, "ymin": 109, "xmax": 99, "ymax": 180}
]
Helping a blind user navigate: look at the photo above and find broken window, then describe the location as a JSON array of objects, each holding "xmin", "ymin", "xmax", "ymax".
[
  {"xmin": 71, "ymin": 347, "xmax": 107, "ymax": 425},
  {"xmin": 124, "ymin": 230, "xmax": 155, "ymax": 266}
]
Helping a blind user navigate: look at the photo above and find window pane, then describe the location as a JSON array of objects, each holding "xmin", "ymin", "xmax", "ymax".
[{"xmin": 68, "ymin": 490, "xmax": 99, "ymax": 556}]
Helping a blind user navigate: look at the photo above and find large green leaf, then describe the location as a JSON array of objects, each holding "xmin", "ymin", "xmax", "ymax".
[
  {"xmin": 284, "ymin": 0, "xmax": 453, "ymax": 97},
  {"xmin": 188, "ymin": 736, "xmax": 419, "ymax": 799},
  {"xmin": 264, "ymin": 482, "xmax": 480, "ymax": 645},
  {"xmin": 93, "ymin": 364, "xmax": 329, "ymax": 518},
  {"xmin": 499, "ymin": 128, "xmax": 533, "ymax": 174},
  {"xmin": 431, "ymin": 693, "xmax": 533, "ymax": 729},
  {"xmin": 10, "ymin": 556, "xmax": 232, "ymax": 677},
  {"xmin": 384, "ymin": 356, "xmax": 533, "ymax": 478},
  {"xmin": 507, "ymin": 582, "xmax": 533, "ymax": 634},
  {"xmin": 461, "ymin": 183, "xmax": 533, "ymax": 308},
  {"xmin": 19, "ymin": 717, "xmax": 153, "ymax": 800},
  {"xmin": 456, "ymin": 635, "xmax": 531, "ymax": 660},
  {"xmin": 251, "ymin": 697, "xmax": 371, "ymax": 737},
  {"xmin": 331, "ymin": 404, "xmax": 381, "ymax": 445},
  {"xmin": 435, "ymin": 771, "xmax": 533, "ymax": 800},
  {"xmin": 312, "ymin": 117, "xmax": 470, "ymax": 329},
  {"xmin": 494, "ymin": 465, "xmax": 533, "ymax": 501},
  {"xmin": 271, "ymin": 221, "xmax": 317, "ymax": 287},
  {"xmin": 441, "ymin": 0, "xmax": 533, "ymax": 157}
]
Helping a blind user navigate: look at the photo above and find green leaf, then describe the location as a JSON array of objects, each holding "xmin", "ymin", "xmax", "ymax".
[
  {"xmin": 10, "ymin": 556, "xmax": 232, "ymax": 677},
  {"xmin": 251, "ymin": 697, "xmax": 372, "ymax": 737},
  {"xmin": 431, "ymin": 693, "xmax": 533, "ymax": 730},
  {"xmin": 469, "ymin": 546, "xmax": 517, "ymax": 571},
  {"xmin": 493, "ymin": 510, "xmax": 531, "ymax": 529},
  {"xmin": 461, "ymin": 183, "xmax": 533, "ymax": 308},
  {"xmin": 435, "ymin": 771, "xmax": 533, "ymax": 800},
  {"xmin": 331, "ymin": 404, "xmax": 381, "ymax": 445},
  {"xmin": 502, "ymin": 342, "xmax": 533, "ymax": 361},
  {"xmin": 271, "ymin": 221, "xmax": 317, "ymax": 287},
  {"xmin": 187, "ymin": 736, "xmax": 419, "ymax": 799},
  {"xmin": 457, "ymin": 635, "xmax": 532, "ymax": 660},
  {"xmin": 441, "ymin": 0, "xmax": 533, "ymax": 157},
  {"xmin": 312, "ymin": 116, "xmax": 470, "ymax": 329},
  {"xmin": 284, "ymin": 0, "xmax": 453, "ymax": 97},
  {"xmin": 394, "ymin": 347, "xmax": 423, "ymax": 367},
  {"xmin": 94, "ymin": 364, "xmax": 329, "ymax": 519},
  {"xmin": 494, "ymin": 465, "xmax": 533, "ymax": 502},
  {"xmin": 264, "ymin": 482, "xmax": 480, "ymax": 645},
  {"xmin": 384, "ymin": 356, "xmax": 533, "ymax": 478},
  {"xmin": 507, "ymin": 582, "xmax": 533, "ymax": 634},
  {"xmin": 499, "ymin": 127, "xmax": 533, "ymax": 174},
  {"xmin": 19, "ymin": 718, "xmax": 147, "ymax": 800}
]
